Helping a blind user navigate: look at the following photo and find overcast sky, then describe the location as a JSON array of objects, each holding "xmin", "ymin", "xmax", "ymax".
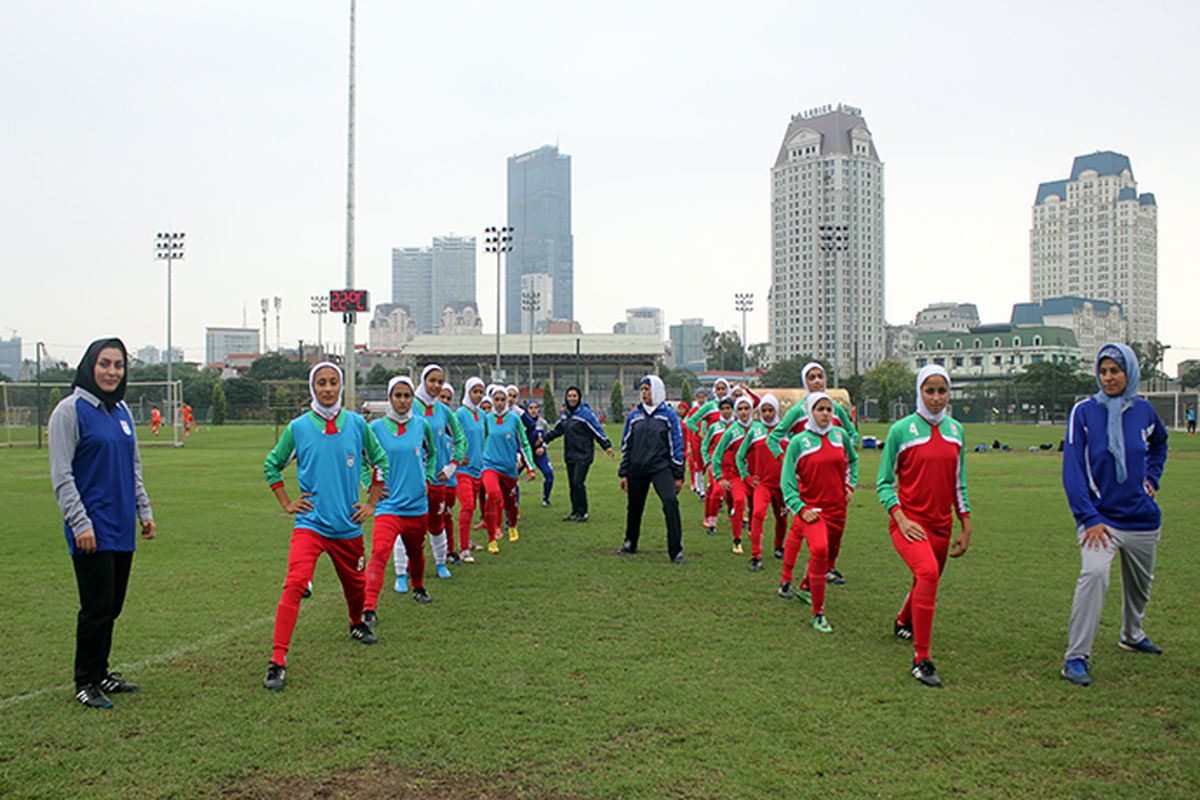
[{"xmin": 3, "ymin": 0, "xmax": 1197, "ymax": 371}]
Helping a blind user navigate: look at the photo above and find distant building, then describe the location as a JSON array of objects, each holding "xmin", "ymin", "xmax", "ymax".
[
  {"xmin": 508, "ymin": 145, "xmax": 573, "ymax": 333},
  {"xmin": 669, "ymin": 317, "xmax": 713, "ymax": 373},
  {"xmin": 885, "ymin": 324, "xmax": 919, "ymax": 364},
  {"xmin": 1175, "ymin": 359, "xmax": 1199, "ymax": 380},
  {"xmin": 205, "ymin": 327, "xmax": 260, "ymax": 367},
  {"xmin": 913, "ymin": 302, "xmax": 980, "ymax": 332},
  {"xmin": 624, "ymin": 307, "xmax": 664, "ymax": 339},
  {"xmin": 0, "ymin": 336, "xmax": 20, "ymax": 380},
  {"xmin": 136, "ymin": 344, "xmax": 160, "ymax": 365},
  {"xmin": 1010, "ymin": 296, "xmax": 1126, "ymax": 361},
  {"xmin": 768, "ymin": 103, "xmax": 885, "ymax": 371},
  {"xmin": 519, "ymin": 273, "xmax": 555, "ymax": 334},
  {"xmin": 440, "ymin": 302, "xmax": 484, "ymax": 336},
  {"xmin": 1031, "ymin": 151, "xmax": 1157, "ymax": 345},
  {"xmin": 910, "ymin": 324, "xmax": 1081, "ymax": 391},
  {"xmin": 391, "ymin": 234, "xmax": 477, "ymax": 335},
  {"xmin": 369, "ymin": 303, "xmax": 417, "ymax": 350},
  {"xmin": 545, "ymin": 320, "xmax": 582, "ymax": 334}
]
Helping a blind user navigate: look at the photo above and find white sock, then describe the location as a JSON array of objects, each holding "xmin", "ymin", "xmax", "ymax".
[
  {"xmin": 432, "ymin": 531, "xmax": 448, "ymax": 566},
  {"xmin": 392, "ymin": 536, "xmax": 408, "ymax": 576}
]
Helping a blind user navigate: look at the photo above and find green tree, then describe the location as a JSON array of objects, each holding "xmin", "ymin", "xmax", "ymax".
[
  {"xmin": 680, "ymin": 379, "xmax": 692, "ymax": 405},
  {"xmin": 48, "ymin": 387, "xmax": 62, "ymax": 407},
  {"xmin": 1014, "ymin": 360, "xmax": 1093, "ymax": 421},
  {"xmin": 1181, "ymin": 366, "xmax": 1200, "ymax": 390},
  {"xmin": 703, "ymin": 329, "xmax": 744, "ymax": 372},
  {"xmin": 759, "ymin": 356, "xmax": 826, "ymax": 388},
  {"xmin": 222, "ymin": 376, "xmax": 264, "ymax": 415},
  {"xmin": 365, "ymin": 363, "xmax": 401, "ymax": 385},
  {"xmin": 747, "ymin": 343, "xmax": 769, "ymax": 370},
  {"xmin": 542, "ymin": 379, "xmax": 554, "ymax": 404},
  {"xmin": 247, "ymin": 354, "xmax": 311, "ymax": 381},
  {"xmin": 861, "ymin": 358, "xmax": 915, "ymax": 423},
  {"xmin": 609, "ymin": 380, "xmax": 626, "ymax": 422},
  {"xmin": 210, "ymin": 382, "xmax": 227, "ymax": 425}
]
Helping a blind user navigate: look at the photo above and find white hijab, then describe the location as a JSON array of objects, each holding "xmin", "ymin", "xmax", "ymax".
[
  {"xmin": 386, "ymin": 375, "xmax": 415, "ymax": 425},
  {"xmin": 734, "ymin": 395, "xmax": 753, "ymax": 422},
  {"xmin": 915, "ymin": 364, "xmax": 951, "ymax": 426},
  {"xmin": 415, "ymin": 363, "xmax": 443, "ymax": 407},
  {"xmin": 308, "ymin": 361, "xmax": 343, "ymax": 421},
  {"xmin": 801, "ymin": 362, "xmax": 825, "ymax": 390},
  {"xmin": 641, "ymin": 374, "xmax": 666, "ymax": 415},
  {"xmin": 759, "ymin": 393, "xmax": 780, "ymax": 428},
  {"xmin": 712, "ymin": 377, "xmax": 730, "ymax": 397},
  {"xmin": 804, "ymin": 391, "xmax": 834, "ymax": 435},
  {"xmin": 462, "ymin": 377, "xmax": 485, "ymax": 412},
  {"xmin": 490, "ymin": 386, "xmax": 509, "ymax": 415}
]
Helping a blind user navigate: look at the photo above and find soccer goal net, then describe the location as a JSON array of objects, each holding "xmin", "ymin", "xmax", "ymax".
[{"xmin": 1, "ymin": 380, "xmax": 185, "ymax": 448}]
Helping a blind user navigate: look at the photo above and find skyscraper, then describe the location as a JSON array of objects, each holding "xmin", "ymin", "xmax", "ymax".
[
  {"xmin": 391, "ymin": 234, "xmax": 477, "ymax": 335},
  {"xmin": 768, "ymin": 104, "xmax": 885, "ymax": 374},
  {"xmin": 507, "ymin": 145, "xmax": 573, "ymax": 333},
  {"xmin": 1030, "ymin": 151, "xmax": 1157, "ymax": 345}
]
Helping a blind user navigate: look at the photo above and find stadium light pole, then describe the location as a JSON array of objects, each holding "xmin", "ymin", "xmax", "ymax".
[
  {"xmin": 734, "ymin": 292, "xmax": 753, "ymax": 381},
  {"xmin": 155, "ymin": 231, "xmax": 185, "ymax": 425},
  {"xmin": 484, "ymin": 225, "xmax": 514, "ymax": 382},
  {"xmin": 522, "ymin": 289, "xmax": 540, "ymax": 392},
  {"xmin": 343, "ymin": 0, "xmax": 358, "ymax": 410},
  {"xmin": 311, "ymin": 295, "xmax": 328, "ymax": 359},
  {"xmin": 817, "ymin": 224, "xmax": 848, "ymax": 388},
  {"xmin": 35, "ymin": 341, "xmax": 46, "ymax": 449}
]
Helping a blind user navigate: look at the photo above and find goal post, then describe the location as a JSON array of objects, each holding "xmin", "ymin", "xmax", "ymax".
[{"xmin": 1, "ymin": 380, "xmax": 184, "ymax": 448}]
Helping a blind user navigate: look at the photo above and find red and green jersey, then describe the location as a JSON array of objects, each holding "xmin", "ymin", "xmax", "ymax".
[
  {"xmin": 875, "ymin": 413, "xmax": 970, "ymax": 528},
  {"xmin": 780, "ymin": 426, "xmax": 857, "ymax": 516},
  {"xmin": 702, "ymin": 416, "xmax": 734, "ymax": 466},
  {"xmin": 736, "ymin": 421, "xmax": 787, "ymax": 488},
  {"xmin": 768, "ymin": 398, "xmax": 858, "ymax": 457},
  {"xmin": 711, "ymin": 419, "xmax": 752, "ymax": 480}
]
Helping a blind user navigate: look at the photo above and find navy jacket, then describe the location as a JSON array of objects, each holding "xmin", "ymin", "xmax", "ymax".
[
  {"xmin": 1063, "ymin": 396, "xmax": 1167, "ymax": 531},
  {"xmin": 544, "ymin": 402, "xmax": 611, "ymax": 464},
  {"xmin": 619, "ymin": 403, "xmax": 685, "ymax": 480}
]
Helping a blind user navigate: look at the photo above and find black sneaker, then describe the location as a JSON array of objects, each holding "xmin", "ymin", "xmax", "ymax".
[
  {"xmin": 911, "ymin": 658, "xmax": 943, "ymax": 688},
  {"xmin": 447, "ymin": 551, "xmax": 462, "ymax": 566},
  {"xmin": 748, "ymin": 558, "xmax": 762, "ymax": 572},
  {"xmin": 350, "ymin": 621, "xmax": 378, "ymax": 645},
  {"xmin": 671, "ymin": 552, "xmax": 686, "ymax": 564},
  {"xmin": 826, "ymin": 568, "xmax": 845, "ymax": 585},
  {"xmin": 100, "ymin": 672, "xmax": 139, "ymax": 693},
  {"xmin": 541, "ymin": 500, "xmax": 551, "ymax": 508},
  {"xmin": 263, "ymin": 661, "xmax": 286, "ymax": 691},
  {"xmin": 778, "ymin": 581, "xmax": 794, "ymax": 599},
  {"xmin": 413, "ymin": 587, "xmax": 431, "ymax": 604},
  {"xmin": 75, "ymin": 684, "xmax": 113, "ymax": 709},
  {"xmin": 562, "ymin": 513, "xmax": 579, "ymax": 522},
  {"xmin": 894, "ymin": 620, "xmax": 914, "ymax": 640},
  {"xmin": 773, "ymin": 547, "xmax": 784, "ymax": 559},
  {"xmin": 577, "ymin": 513, "xmax": 589, "ymax": 522},
  {"xmin": 618, "ymin": 540, "xmax": 637, "ymax": 554},
  {"xmin": 363, "ymin": 609, "xmax": 377, "ymax": 629}
]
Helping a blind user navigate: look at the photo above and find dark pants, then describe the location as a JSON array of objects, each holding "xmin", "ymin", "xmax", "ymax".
[
  {"xmin": 624, "ymin": 469, "xmax": 683, "ymax": 558},
  {"xmin": 533, "ymin": 450, "xmax": 555, "ymax": 502},
  {"xmin": 72, "ymin": 550, "xmax": 133, "ymax": 688},
  {"xmin": 566, "ymin": 459, "xmax": 593, "ymax": 516}
]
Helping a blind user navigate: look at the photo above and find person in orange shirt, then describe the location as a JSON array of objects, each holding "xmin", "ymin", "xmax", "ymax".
[{"xmin": 150, "ymin": 407, "xmax": 162, "ymax": 436}]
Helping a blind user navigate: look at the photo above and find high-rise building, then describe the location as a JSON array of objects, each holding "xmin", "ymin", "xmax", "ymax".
[
  {"xmin": 768, "ymin": 104, "xmax": 885, "ymax": 374},
  {"xmin": 391, "ymin": 235, "xmax": 477, "ymax": 334},
  {"xmin": 205, "ymin": 327, "xmax": 260, "ymax": 366},
  {"xmin": 669, "ymin": 317, "xmax": 713, "ymax": 373},
  {"xmin": 624, "ymin": 307, "xmax": 664, "ymax": 339},
  {"xmin": 0, "ymin": 336, "xmax": 20, "ymax": 380},
  {"xmin": 507, "ymin": 145, "xmax": 573, "ymax": 333},
  {"xmin": 913, "ymin": 302, "xmax": 980, "ymax": 333},
  {"xmin": 135, "ymin": 344, "xmax": 160, "ymax": 365},
  {"xmin": 1031, "ymin": 151, "xmax": 1157, "ymax": 345}
]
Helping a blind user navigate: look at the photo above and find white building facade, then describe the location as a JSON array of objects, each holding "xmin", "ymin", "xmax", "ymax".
[
  {"xmin": 769, "ymin": 103, "xmax": 885, "ymax": 374},
  {"xmin": 205, "ymin": 327, "xmax": 259, "ymax": 366},
  {"xmin": 519, "ymin": 273, "xmax": 555, "ymax": 334},
  {"xmin": 1030, "ymin": 151, "xmax": 1157, "ymax": 345}
]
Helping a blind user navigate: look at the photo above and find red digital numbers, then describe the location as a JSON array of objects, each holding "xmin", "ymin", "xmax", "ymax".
[{"xmin": 329, "ymin": 290, "xmax": 369, "ymax": 312}]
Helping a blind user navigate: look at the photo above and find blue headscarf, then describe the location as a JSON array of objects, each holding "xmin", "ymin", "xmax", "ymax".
[{"xmin": 1093, "ymin": 342, "xmax": 1140, "ymax": 483}]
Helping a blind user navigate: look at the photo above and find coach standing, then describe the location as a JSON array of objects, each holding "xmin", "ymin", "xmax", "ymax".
[
  {"xmin": 49, "ymin": 338, "xmax": 156, "ymax": 709},
  {"xmin": 618, "ymin": 375, "xmax": 686, "ymax": 563}
]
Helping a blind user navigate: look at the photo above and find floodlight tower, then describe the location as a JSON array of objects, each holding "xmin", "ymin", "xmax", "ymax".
[
  {"xmin": 155, "ymin": 231, "xmax": 185, "ymax": 423},
  {"xmin": 311, "ymin": 295, "xmax": 328, "ymax": 358},
  {"xmin": 735, "ymin": 292, "xmax": 754, "ymax": 380},
  {"xmin": 484, "ymin": 225, "xmax": 514, "ymax": 381},
  {"xmin": 521, "ymin": 288, "xmax": 541, "ymax": 390}
]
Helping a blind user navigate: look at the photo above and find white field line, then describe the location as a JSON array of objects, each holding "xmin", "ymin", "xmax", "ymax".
[{"xmin": 0, "ymin": 613, "xmax": 274, "ymax": 711}]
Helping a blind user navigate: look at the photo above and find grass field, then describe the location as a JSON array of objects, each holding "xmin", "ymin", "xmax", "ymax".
[{"xmin": 1, "ymin": 422, "xmax": 1198, "ymax": 799}]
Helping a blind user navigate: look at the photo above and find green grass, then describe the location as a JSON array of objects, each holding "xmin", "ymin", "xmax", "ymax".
[{"xmin": 2, "ymin": 423, "xmax": 1199, "ymax": 799}]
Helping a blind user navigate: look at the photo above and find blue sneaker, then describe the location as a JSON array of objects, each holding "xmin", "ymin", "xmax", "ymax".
[
  {"xmin": 1061, "ymin": 657, "xmax": 1092, "ymax": 686},
  {"xmin": 436, "ymin": 564, "xmax": 453, "ymax": 579},
  {"xmin": 1119, "ymin": 636, "xmax": 1162, "ymax": 654},
  {"xmin": 394, "ymin": 575, "xmax": 409, "ymax": 594}
]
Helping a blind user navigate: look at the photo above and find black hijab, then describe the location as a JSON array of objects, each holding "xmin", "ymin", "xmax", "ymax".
[
  {"xmin": 563, "ymin": 386, "xmax": 582, "ymax": 416},
  {"xmin": 73, "ymin": 337, "xmax": 129, "ymax": 411}
]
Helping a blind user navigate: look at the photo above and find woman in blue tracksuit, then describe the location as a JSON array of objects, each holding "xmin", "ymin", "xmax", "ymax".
[
  {"xmin": 543, "ymin": 386, "xmax": 614, "ymax": 522},
  {"xmin": 618, "ymin": 375, "xmax": 686, "ymax": 563},
  {"xmin": 1061, "ymin": 343, "xmax": 1169, "ymax": 687},
  {"xmin": 521, "ymin": 400, "xmax": 555, "ymax": 507}
]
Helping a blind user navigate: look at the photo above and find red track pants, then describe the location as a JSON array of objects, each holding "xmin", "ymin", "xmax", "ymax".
[
  {"xmin": 272, "ymin": 528, "xmax": 366, "ymax": 666},
  {"xmin": 781, "ymin": 515, "xmax": 830, "ymax": 614},
  {"xmin": 426, "ymin": 483, "xmax": 454, "ymax": 537},
  {"xmin": 891, "ymin": 514, "xmax": 951, "ymax": 662},
  {"xmin": 454, "ymin": 474, "xmax": 479, "ymax": 552},
  {"xmin": 365, "ymin": 514, "xmax": 427, "ymax": 610},
  {"xmin": 482, "ymin": 469, "xmax": 519, "ymax": 542},
  {"xmin": 749, "ymin": 483, "xmax": 787, "ymax": 558}
]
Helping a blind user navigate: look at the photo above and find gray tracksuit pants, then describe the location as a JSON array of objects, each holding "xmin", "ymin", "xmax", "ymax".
[{"xmin": 1065, "ymin": 525, "xmax": 1160, "ymax": 661}]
